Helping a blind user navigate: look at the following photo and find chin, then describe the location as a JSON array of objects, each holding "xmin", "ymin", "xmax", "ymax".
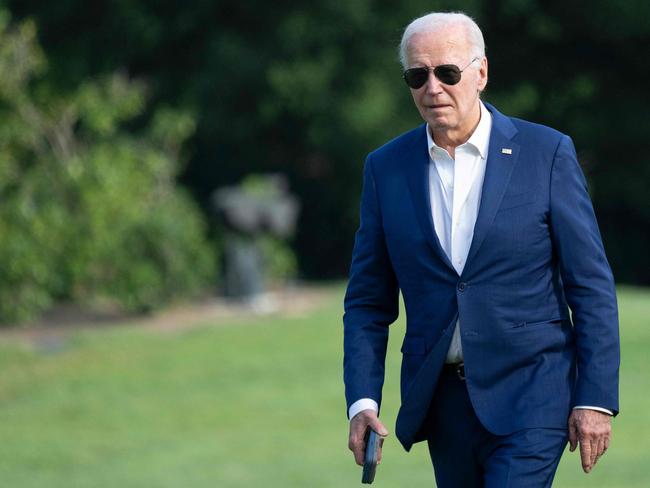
[{"xmin": 427, "ymin": 118, "xmax": 453, "ymax": 131}]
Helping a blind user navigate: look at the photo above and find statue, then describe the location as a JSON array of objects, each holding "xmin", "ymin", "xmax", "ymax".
[{"xmin": 211, "ymin": 174, "xmax": 299, "ymax": 311}]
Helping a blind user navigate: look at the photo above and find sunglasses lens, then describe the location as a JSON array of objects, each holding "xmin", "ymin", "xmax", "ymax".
[
  {"xmin": 434, "ymin": 65, "xmax": 462, "ymax": 85},
  {"xmin": 403, "ymin": 68, "xmax": 429, "ymax": 89},
  {"xmin": 403, "ymin": 64, "xmax": 464, "ymax": 88}
]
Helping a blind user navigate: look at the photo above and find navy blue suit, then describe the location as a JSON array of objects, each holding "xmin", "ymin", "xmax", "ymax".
[{"xmin": 343, "ymin": 103, "xmax": 619, "ymax": 462}]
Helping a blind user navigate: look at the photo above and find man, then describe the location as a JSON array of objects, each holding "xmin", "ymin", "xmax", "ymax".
[{"xmin": 343, "ymin": 12, "xmax": 619, "ymax": 487}]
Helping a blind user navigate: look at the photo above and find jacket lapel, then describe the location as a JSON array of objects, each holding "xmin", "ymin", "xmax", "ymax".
[
  {"xmin": 404, "ymin": 125, "xmax": 457, "ymax": 274},
  {"xmin": 463, "ymin": 104, "xmax": 520, "ymax": 273}
]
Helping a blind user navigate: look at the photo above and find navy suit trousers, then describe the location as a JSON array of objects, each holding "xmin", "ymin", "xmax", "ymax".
[{"xmin": 426, "ymin": 367, "xmax": 568, "ymax": 487}]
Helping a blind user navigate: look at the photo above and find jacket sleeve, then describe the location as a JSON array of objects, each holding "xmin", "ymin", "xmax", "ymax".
[
  {"xmin": 549, "ymin": 135, "xmax": 620, "ymax": 415},
  {"xmin": 343, "ymin": 154, "xmax": 399, "ymax": 416}
]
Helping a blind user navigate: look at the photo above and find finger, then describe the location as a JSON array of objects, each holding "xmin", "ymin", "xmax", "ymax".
[
  {"xmin": 348, "ymin": 425, "xmax": 364, "ymax": 449},
  {"xmin": 580, "ymin": 438, "xmax": 592, "ymax": 473},
  {"xmin": 348, "ymin": 438, "xmax": 364, "ymax": 465},
  {"xmin": 349, "ymin": 435, "xmax": 366, "ymax": 466},
  {"xmin": 590, "ymin": 438, "xmax": 598, "ymax": 467},
  {"xmin": 594, "ymin": 436, "xmax": 605, "ymax": 463},
  {"xmin": 348, "ymin": 424, "xmax": 368, "ymax": 466},
  {"xmin": 354, "ymin": 445, "xmax": 365, "ymax": 466},
  {"xmin": 568, "ymin": 420, "xmax": 578, "ymax": 452}
]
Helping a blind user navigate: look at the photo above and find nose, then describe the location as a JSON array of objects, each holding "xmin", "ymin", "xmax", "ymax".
[{"xmin": 424, "ymin": 71, "xmax": 443, "ymax": 95}]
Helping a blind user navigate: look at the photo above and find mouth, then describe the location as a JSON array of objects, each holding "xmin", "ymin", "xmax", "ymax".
[{"xmin": 426, "ymin": 104, "xmax": 451, "ymax": 110}]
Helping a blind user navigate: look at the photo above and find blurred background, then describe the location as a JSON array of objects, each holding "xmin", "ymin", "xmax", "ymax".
[{"xmin": 0, "ymin": 0, "xmax": 648, "ymax": 486}]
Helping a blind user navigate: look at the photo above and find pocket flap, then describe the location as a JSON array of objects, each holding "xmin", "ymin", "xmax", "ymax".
[
  {"xmin": 512, "ymin": 317, "xmax": 569, "ymax": 329},
  {"xmin": 401, "ymin": 336, "xmax": 426, "ymax": 355}
]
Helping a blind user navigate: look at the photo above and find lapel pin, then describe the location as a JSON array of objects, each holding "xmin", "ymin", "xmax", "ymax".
[{"xmin": 501, "ymin": 148, "xmax": 513, "ymax": 155}]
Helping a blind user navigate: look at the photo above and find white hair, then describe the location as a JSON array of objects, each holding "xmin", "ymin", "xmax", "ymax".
[{"xmin": 399, "ymin": 12, "xmax": 486, "ymax": 69}]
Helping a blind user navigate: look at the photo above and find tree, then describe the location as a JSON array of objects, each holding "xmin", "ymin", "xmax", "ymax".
[
  {"xmin": 6, "ymin": 0, "xmax": 650, "ymax": 283},
  {"xmin": 0, "ymin": 10, "xmax": 215, "ymax": 323}
]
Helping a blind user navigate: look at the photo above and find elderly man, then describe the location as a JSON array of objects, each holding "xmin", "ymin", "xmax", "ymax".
[{"xmin": 343, "ymin": 11, "xmax": 619, "ymax": 487}]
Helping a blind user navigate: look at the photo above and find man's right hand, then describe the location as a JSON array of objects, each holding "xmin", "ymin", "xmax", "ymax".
[{"xmin": 348, "ymin": 409, "xmax": 389, "ymax": 466}]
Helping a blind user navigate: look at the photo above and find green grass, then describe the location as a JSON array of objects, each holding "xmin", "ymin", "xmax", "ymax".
[{"xmin": 0, "ymin": 285, "xmax": 647, "ymax": 487}]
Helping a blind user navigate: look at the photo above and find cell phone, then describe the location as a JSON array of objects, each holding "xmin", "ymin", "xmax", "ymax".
[{"xmin": 361, "ymin": 428, "xmax": 381, "ymax": 484}]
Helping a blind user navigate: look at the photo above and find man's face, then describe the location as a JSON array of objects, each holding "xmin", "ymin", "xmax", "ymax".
[{"xmin": 405, "ymin": 26, "xmax": 488, "ymax": 136}]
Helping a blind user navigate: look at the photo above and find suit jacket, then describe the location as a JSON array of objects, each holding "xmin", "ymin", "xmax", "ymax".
[{"xmin": 343, "ymin": 103, "xmax": 620, "ymax": 451}]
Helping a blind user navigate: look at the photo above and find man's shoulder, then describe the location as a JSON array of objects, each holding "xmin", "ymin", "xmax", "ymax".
[
  {"xmin": 493, "ymin": 107, "xmax": 568, "ymax": 151},
  {"xmin": 510, "ymin": 116, "xmax": 566, "ymax": 141},
  {"xmin": 367, "ymin": 124, "xmax": 425, "ymax": 162}
]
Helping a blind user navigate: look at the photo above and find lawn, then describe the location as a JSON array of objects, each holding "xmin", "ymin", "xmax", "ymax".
[{"xmin": 0, "ymin": 285, "xmax": 647, "ymax": 487}]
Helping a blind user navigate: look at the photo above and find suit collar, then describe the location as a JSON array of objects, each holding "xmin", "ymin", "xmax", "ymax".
[{"xmin": 483, "ymin": 102, "xmax": 518, "ymax": 140}]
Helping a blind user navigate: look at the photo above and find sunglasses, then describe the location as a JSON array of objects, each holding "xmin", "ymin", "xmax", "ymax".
[{"xmin": 403, "ymin": 57, "xmax": 479, "ymax": 89}]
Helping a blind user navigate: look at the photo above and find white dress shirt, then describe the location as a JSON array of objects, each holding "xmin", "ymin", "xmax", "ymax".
[
  {"xmin": 348, "ymin": 101, "xmax": 611, "ymax": 419},
  {"xmin": 428, "ymin": 100, "xmax": 491, "ymax": 363}
]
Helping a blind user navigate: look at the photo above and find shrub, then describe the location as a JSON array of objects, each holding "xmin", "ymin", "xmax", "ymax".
[{"xmin": 0, "ymin": 12, "xmax": 215, "ymax": 323}]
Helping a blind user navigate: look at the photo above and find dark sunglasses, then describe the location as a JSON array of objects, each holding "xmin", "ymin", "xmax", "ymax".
[{"xmin": 403, "ymin": 57, "xmax": 479, "ymax": 89}]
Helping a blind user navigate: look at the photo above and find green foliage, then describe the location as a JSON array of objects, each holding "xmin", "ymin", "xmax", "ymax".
[
  {"xmin": 0, "ymin": 12, "xmax": 215, "ymax": 323},
  {"xmin": 4, "ymin": 0, "xmax": 650, "ymax": 283},
  {"xmin": 258, "ymin": 235, "xmax": 298, "ymax": 283}
]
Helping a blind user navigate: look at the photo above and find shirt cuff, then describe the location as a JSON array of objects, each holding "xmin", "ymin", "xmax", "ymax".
[
  {"xmin": 573, "ymin": 405, "xmax": 614, "ymax": 416},
  {"xmin": 348, "ymin": 398, "xmax": 379, "ymax": 420}
]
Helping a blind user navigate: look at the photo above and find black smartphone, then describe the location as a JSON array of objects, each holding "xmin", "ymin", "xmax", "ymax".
[{"xmin": 361, "ymin": 428, "xmax": 381, "ymax": 484}]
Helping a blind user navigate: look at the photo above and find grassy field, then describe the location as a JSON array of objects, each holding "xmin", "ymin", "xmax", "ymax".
[{"xmin": 0, "ymin": 285, "xmax": 647, "ymax": 487}]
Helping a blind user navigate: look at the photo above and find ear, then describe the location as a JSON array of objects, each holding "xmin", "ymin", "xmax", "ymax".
[{"xmin": 477, "ymin": 57, "xmax": 488, "ymax": 92}]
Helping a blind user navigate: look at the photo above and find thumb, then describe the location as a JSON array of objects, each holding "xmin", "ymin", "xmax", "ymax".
[
  {"xmin": 568, "ymin": 420, "xmax": 578, "ymax": 452},
  {"xmin": 370, "ymin": 417, "xmax": 389, "ymax": 437}
]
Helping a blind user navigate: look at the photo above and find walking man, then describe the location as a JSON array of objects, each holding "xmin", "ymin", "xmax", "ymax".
[{"xmin": 343, "ymin": 12, "xmax": 619, "ymax": 486}]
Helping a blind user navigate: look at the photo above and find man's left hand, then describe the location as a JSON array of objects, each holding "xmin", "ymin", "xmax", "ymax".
[{"xmin": 568, "ymin": 409, "xmax": 611, "ymax": 473}]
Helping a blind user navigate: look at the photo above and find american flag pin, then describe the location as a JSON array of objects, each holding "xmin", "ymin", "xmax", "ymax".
[{"xmin": 501, "ymin": 148, "xmax": 513, "ymax": 155}]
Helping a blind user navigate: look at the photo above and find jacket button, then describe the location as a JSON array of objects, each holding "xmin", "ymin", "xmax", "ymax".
[{"xmin": 458, "ymin": 282, "xmax": 467, "ymax": 292}]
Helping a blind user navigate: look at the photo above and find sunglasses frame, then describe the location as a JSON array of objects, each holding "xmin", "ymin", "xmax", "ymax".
[{"xmin": 403, "ymin": 57, "xmax": 480, "ymax": 89}]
